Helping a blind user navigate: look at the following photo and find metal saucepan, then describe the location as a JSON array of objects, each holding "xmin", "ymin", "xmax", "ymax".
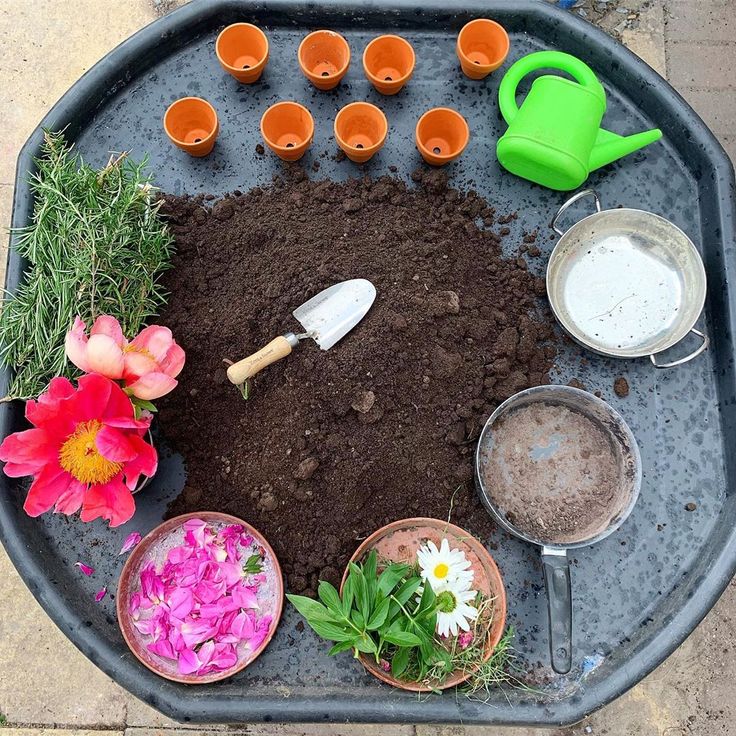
[
  {"xmin": 547, "ymin": 189, "xmax": 708, "ymax": 368},
  {"xmin": 475, "ymin": 385, "xmax": 641, "ymax": 674}
]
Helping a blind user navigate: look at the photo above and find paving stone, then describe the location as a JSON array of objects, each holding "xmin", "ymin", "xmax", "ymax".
[
  {"xmin": 665, "ymin": 0, "xmax": 735, "ymax": 42},
  {"xmin": 0, "ymin": 546, "xmax": 130, "ymax": 727},
  {"xmin": 622, "ymin": 2, "xmax": 667, "ymax": 76},
  {"xmin": 1, "ymin": 731, "xmax": 122, "ymax": 736},
  {"xmin": 667, "ymin": 41, "xmax": 736, "ymax": 89},
  {"xmin": 676, "ymin": 88, "xmax": 736, "ymax": 137},
  {"xmin": 0, "ymin": 0, "xmax": 155, "ymax": 185}
]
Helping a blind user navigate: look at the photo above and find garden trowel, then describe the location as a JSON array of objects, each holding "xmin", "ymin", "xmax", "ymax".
[{"xmin": 226, "ymin": 278, "xmax": 376, "ymax": 384}]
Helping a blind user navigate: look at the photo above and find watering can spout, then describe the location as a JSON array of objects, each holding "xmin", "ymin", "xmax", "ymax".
[{"xmin": 589, "ymin": 127, "xmax": 662, "ymax": 172}]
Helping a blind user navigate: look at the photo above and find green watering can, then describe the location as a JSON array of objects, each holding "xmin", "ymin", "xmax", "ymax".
[{"xmin": 496, "ymin": 51, "xmax": 662, "ymax": 191}]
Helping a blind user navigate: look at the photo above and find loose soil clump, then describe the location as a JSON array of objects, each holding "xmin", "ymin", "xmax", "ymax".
[{"xmin": 158, "ymin": 169, "xmax": 557, "ymax": 595}]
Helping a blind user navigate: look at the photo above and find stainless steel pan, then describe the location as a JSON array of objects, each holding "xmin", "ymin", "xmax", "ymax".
[
  {"xmin": 547, "ymin": 189, "xmax": 708, "ymax": 368},
  {"xmin": 475, "ymin": 386, "xmax": 641, "ymax": 674}
]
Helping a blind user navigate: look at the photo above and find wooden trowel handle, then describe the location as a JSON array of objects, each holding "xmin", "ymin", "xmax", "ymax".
[{"xmin": 227, "ymin": 334, "xmax": 298, "ymax": 384}]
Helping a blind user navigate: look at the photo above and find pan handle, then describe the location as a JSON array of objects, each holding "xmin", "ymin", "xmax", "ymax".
[
  {"xmin": 650, "ymin": 328, "xmax": 709, "ymax": 369},
  {"xmin": 550, "ymin": 189, "xmax": 602, "ymax": 236},
  {"xmin": 541, "ymin": 546, "xmax": 573, "ymax": 674}
]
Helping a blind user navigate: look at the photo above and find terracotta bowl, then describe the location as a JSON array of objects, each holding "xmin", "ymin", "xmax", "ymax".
[
  {"xmin": 415, "ymin": 107, "xmax": 470, "ymax": 166},
  {"xmin": 163, "ymin": 97, "xmax": 219, "ymax": 157},
  {"xmin": 117, "ymin": 511, "xmax": 283, "ymax": 684},
  {"xmin": 456, "ymin": 18, "xmax": 510, "ymax": 80},
  {"xmin": 340, "ymin": 517, "xmax": 507, "ymax": 692},
  {"xmin": 216, "ymin": 22, "xmax": 269, "ymax": 83},
  {"xmin": 298, "ymin": 29, "xmax": 351, "ymax": 90}
]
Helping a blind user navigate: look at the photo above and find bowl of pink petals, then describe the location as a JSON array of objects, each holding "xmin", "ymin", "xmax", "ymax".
[{"xmin": 117, "ymin": 512, "xmax": 283, "ymax": 683}]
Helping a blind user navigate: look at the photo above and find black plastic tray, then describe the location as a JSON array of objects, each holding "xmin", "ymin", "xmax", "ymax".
[{"xmin": 2, "ymin": 0, "xmax": 736, "ymax": 727}]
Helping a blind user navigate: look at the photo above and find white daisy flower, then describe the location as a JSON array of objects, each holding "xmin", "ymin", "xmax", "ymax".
[
  {"xmin": 417, "ymin": 538, "xmax": 474, "ymax": 592},
  {"xmin": 434, "ymin": 585, "xmax": 479, "ymax": 638}
]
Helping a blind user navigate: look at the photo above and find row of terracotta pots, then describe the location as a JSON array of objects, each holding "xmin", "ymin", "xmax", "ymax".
[
  {"xmin": 118, "ymin": 513, "xmax": 506, "ymax": 691},
  {"xmin": 164, "ymin": 96, "xmax": 469, "ymax": 166},
  {"xmin": 215, "ymin": 20, "xmax": 509, "ymax": 91}
]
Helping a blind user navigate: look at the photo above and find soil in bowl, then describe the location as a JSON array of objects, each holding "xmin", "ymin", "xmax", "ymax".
[{"xmin": 157, "ymin": 168, "xmax": 557, "ymax": 596}]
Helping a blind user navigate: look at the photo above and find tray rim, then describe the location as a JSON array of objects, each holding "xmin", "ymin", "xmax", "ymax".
[{"xmin": 1, "ymin": 0, "xmax": 736, "ymax": 726}]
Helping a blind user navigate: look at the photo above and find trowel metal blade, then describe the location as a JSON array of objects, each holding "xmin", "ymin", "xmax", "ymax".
[{"xmin": 293, "ymin": 278, "xmax": 376, "ymax": 351}]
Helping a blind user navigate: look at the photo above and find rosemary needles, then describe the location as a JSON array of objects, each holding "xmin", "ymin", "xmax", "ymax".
[{"xmin": 0, "ymin": 131, "xmax": 174, "ymax": 400}]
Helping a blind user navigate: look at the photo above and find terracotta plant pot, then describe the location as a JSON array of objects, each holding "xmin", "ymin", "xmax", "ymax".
[
  {"xmin": 216, "ymin": 22, "xmax": 269, "ymax": 83},
  {"xmin": 163, "ymin": 97, "xmax": 219, "ymax": 157},
  {"xmin": 340, "ymin": 517, "xmax": 507, "ymax": 692},
  {"xmin": 362, "ymin": 34, "xmax": 415, "ymax": 95},
  {"xmin": 117, "ymin": 511, "xmax": 284, "ymax": 684},
  {"xmin": 298, "ymin": 30, "xmax": 351, "ymax": 90},
  {"xmin": 334, "ymin": 102, "xmax": 388, "ymax": 163},
  {"xmin": 415, "ymin": 107, "xmax": 470, "ymax": 166},
  {"xmin": 260, "ymin": 101, "xmax": 314, "ymax": 161},
  {"xmin": 456, "ymin": 18, "xmax": 510, "ymax": 80}
]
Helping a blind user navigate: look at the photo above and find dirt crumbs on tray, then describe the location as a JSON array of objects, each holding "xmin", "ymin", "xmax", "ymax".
[
  {"xmin": 157, "ymin": 169, "xmax": 557, "ymax": 595},
  {"xmin": 479, "ymin": 403, "xmax": 623, "ymax": 544}
]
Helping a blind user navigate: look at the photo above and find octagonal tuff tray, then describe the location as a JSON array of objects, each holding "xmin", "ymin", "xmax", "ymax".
[{"xmin": 2, "ymin": 0, "xmax": 736, "ymax": 727}]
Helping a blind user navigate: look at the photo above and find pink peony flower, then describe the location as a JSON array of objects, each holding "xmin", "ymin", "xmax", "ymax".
[
  {"xmin": 65, "ymin": 315, "xmax": 185, "ymax": 401},
  {"xmin": 0, "ymin": 374, "xmax": 156, "ymax": 526}
]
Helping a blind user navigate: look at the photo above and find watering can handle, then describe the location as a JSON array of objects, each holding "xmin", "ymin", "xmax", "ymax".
[{"xmin": 498, "ymin": 51, "xmax": 604, "ymax": 124}]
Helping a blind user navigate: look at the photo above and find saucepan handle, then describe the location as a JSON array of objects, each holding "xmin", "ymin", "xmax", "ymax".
[
  {"xmin": 541, "ymin": 546, "xmax": 573, "ymax": 674},
  {"xmin": 550, "ymin": 189, "xmax": 602, "ymax": 236},
  {"xmin": 650, "ymin": 328, "xmax": 709, "ymax": 369}
]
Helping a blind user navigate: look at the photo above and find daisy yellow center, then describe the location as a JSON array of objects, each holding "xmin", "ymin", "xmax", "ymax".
[
  {"xmin": 433, "ymin": 562, "xmax": 450, "ymax": 580},
  {"xmin": 59, "ymin": 420, "xmax": 122, "ymax": 485}
]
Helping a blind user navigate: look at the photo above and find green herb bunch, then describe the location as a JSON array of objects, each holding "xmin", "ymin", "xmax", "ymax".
[
  {"xmin": 287, "ymin": 550, "xmax": 457, "ymax": 682},
  {"xmin": 0, "ymin": 130, "xmax": 174, "ymax": 399}
]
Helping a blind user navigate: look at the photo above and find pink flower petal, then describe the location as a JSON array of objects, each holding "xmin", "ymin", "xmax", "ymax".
[
  {"xmin": 85, "ymin": 334, "xmax": 125, "ymax": 379},
  {"xmin": 167, "ymin": 587, "xmax": 194, "ymax": 620},
  {"xmin": 148, "ymin": 639, "xmax": 176, "ymax": 660},
  {"xmin": 64, "ymin": 316, "xmax": 92, "ymax": 373},
  {"xmin": 119, "ymin": 531, "xmax": 142, "ymax": 555},
  {"xmin": 125, "ymin": 372, "xmax": 177, "ymax": 401},
  {"xmin": 95, "ymin": 425, "xmax": 137, "ymax": 463},
  {"xmin": 90, "ymin": 315, "xmax": 125, "ymax": 345},
  {"xmin": 178, "ymin": 648, "xmax": 201, "ymax": 675},
  {"xmin": 95, "ymin": 586, "xmax": 107, "ymax": 602},
  {"xmin": 75, "ymin": 561, "xmax": 95, "ymax": 576}
]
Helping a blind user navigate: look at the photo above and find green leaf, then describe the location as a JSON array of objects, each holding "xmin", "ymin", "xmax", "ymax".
[
  {"xmin": 362, "ymin": 550, "xmax": 378, "ymax": 600},
  {"xmin": 352, "ymin": 609, "xmax": 365, "ymax": 630},
  {"xmin": 286, "ymin": 594, "xmax": 336, "ymax": 624},
  {"xmin": 366, "ymin": 597, "xmax": 390, "ymax": 630},
  {"xmin": 328, "ymin": 640, "xmax": 357, "ymax": 656},
  {"xmin": 394, "ymin": 576, "xmax": 423, "ymax": 606},
  {"xmin": 351, "ymin": 564, "xmax": 370, "ymax": 623},
  {"xmin": 242, "ymin": 554, "xmax": 263, "ymax": 575},
  {"xmin": 391, "ymin": 645, "xmax": 410, "ymax": 677},
  {"xmin": 309, "ymin": 620, "xmax": 355, "ymax": 642},
  {"xmin": 384, "ymin": 630, "xmax": 423, "ymax": 647},
  {"xmin": 416, "ymin": 580, "xmax": 436, "ymax": 615},
  {"xmin": 353, "ymin": 634, "xmax": 378, "ymax": 655},
  {"xmin": 341, "ymin": 574, "xmax": 355, "ymax": 616},
  {"xmin": 131, "ymin": 397, "xmax": 158, "ymax": 414},
  {"xmin": 377, "ymin": 563, "xmax": 410, "ymax": 596},
  {"xmin": 318, "ymin": 580, "xmax": 343, "ymax": 616}
]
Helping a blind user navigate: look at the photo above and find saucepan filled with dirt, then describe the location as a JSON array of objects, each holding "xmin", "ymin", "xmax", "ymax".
[{"xmin": 475, "ymin": 385, "xmax": 641, "ymax": 675}]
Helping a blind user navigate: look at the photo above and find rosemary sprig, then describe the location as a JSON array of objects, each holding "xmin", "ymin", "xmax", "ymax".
[{"xmin": 0, "ymin": 130, "xmax": 174, "ymax": 400}]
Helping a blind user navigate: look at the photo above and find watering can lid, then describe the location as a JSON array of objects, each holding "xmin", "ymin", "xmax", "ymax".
[{"xmin": 498, "ymin": 51, "xmax": 605, "ymax": 124}]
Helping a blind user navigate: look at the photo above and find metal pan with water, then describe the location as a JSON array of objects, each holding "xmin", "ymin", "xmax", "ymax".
[
  {"xmin": 475, "ymin": 385, "xmax": 641, "ymax": 674},
  {"xmin": 547, "ymin": 189, "xmax": 708, "ymax": 368}
]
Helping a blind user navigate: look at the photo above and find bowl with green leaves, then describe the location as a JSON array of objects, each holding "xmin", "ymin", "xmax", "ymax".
[{"xmin": 287, "ymin": 517, "xmax": 507, "ymax": 692}]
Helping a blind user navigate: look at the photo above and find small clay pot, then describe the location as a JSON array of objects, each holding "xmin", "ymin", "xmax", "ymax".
[
  {"xmin": 456, "ymin": 18, "xmax": 510, "ymax": 80},
  {"xmin": 298, "ymin": 30, "xmax": 351, "ymax": 90},
  {"xmin": 216, "ymin": 22, "xmax": 269, "ymax": 83},
  {"xmin": 163, "ymin": 97, "xmax": 219, "ymax": 157},
  {"xmin": 340, "ymin": 517, "xmax": 507, "ymax": 692},
  {"xmin": 334, "ymin": 102, "xmax": 388, "ymax": 163},
  {"xmin": 362, "ymin": 34, "xmax": 415, "ymax": 95},
  {"xmin": 117, "ymin": 511, "xmax": 284, "ymax": 684},
  {"xmin": 260, "ymin": 101, "xmax": 315, "ymax": 161},
  {"xmin": 415, "ymin": 107, "xmax": 469, "ymax": 166}
]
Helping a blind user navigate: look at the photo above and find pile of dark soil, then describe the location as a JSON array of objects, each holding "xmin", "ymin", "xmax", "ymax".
[{"xmin": 158, "ymin": 169, "xmax": 557, "ymax": 595}]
